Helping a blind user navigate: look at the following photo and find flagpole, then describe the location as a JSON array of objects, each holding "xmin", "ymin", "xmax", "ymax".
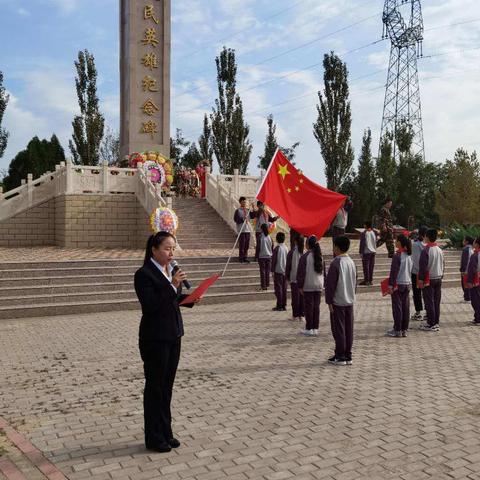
[
  {"xmin": 221, "ymin": 216, "xmax": 249, "ymax": 278},
  {"xmin": 255, "ymin": 147, "xmax": 280, "ymax": 199}
]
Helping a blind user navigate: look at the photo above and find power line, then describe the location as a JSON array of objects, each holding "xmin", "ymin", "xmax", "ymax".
[
  {"xmin": 173, "ymin": 2, "xmax": 380, "ymax": 99},
  {"xmin": 176, "ymin": 0, "xmax": 309, "ymax": 61},
  {"xmin": 175, "ymin": 38, "xmax": 386, "ymax": 117}
]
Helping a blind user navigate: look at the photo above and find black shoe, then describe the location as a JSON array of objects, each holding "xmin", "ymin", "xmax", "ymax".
[
  {"xmin": 280, "ymin": 307, "xmax": 287, "ymax": 311},
  {"xmin": 169, "ymin": 438, "xmax": 180, "ymax": 448},
  {"xmin": 239, "ymin": 259, "xmax": 244, "ymax": 263},
  {"xmin": 359, "ymin": 280, "xmax": 367, "ymax": 286},
  {"xmin": 272, "ymin": 306, "xmax": 281, "ymax": 311},
  {"xmin": 327, "ymin": 355, "xmax": 346, "ymax": 366},
  {"xmin": 146, "ymin": 443, "xmax": 172, "ymax": 453},
  {"xmin": 244, "ymin": 259, "xmax": 251, "ymax": 264}
]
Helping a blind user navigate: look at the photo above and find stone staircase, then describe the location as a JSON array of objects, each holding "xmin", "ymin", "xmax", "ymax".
[
  {"xmin": 0, "ymin": 251, "xmax": 462, "ymax": 320},
  {"xmin": 172, "ymin": 197, "xmax": 236, "ymax": 250}
]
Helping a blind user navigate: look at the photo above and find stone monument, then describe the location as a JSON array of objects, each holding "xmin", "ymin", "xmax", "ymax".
[{"xmin": 120, "ymin": 0, "xmax": 171, "ymax": 159}]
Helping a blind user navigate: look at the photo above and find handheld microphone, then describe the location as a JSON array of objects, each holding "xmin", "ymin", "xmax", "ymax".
[{"xmin": 170, "ymin": 260, "xmax": 191, "ymax": 290}]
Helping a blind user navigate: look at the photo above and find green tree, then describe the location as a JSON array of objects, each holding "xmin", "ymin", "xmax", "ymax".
[
  {"xmin": 375, "ymin": 132, "xmax": 397, "ymax": 207},
  {"xmin": 170, "ymin": 128, "xmax": 190, "ymax": 166},
  {"xmin": 258, "ymin": 115, "xmax": 278, "ymax": 170},
  {"xmin": 198, "ymin": 114, "xmax": 213, "ymax": 166},
  {"xmin": 436, "ymin": 149, "xmax": 480, "ymax": 225},
  {"xmin": 180, "ymin": 143, "xmax": 203, "ymax": 170},
  {"xmin": 313, "ymin": 52, "xmax": 354, "ymax": 191},
  {"xmin": 3, "ymin": 135, "xmax": 65, "ymax": 191},
  {"xmin": 99, "ymin": 126, "xmax": 120, "ymax": 165},
  {"xmin": 210, "ymin": 47, "xmax": 252, "ymax": 174},
  {"xmin": 0, "ymin": 71, "xmax": 9, "ymax": 158},
  {"xmin": 69, "ymin": 49, "xmax": 105, "ymax": 165},
  {"xmin": 258, "ymin": 115, "xmax": 300, "ymax": 169},
  {"xmin": 351, "ymin": 128, "xmax": 376, "ymax": 226}
]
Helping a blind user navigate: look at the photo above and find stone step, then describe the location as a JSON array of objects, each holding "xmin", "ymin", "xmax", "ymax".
[
  {"xmin": 0, "ymin": 277, "xmax": 463, "ymax": 320},
  {"xmin": 0, "ymin": 269, "xmax": 464, "ymax": 304},
  {"xmin": 0, "ymin": 261, "xmax": 462, "ymax": 283}
]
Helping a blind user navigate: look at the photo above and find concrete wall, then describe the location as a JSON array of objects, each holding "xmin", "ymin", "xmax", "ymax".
[
  {"xmin": 0, "ymin": 198, "xmax": 56, "ymax": 247},
  {"xmin": 0, "ymin": 194, "xmax": 151, "ymax": 248}
]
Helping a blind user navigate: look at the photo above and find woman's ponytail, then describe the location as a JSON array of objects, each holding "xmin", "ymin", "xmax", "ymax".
[
  {"xmin": 307, "ymin": 235, "xmax": 323, "ymax": 274},
  {"xmin": 143, "ymin": 231, "xmax": 176, "ymax": 265}
]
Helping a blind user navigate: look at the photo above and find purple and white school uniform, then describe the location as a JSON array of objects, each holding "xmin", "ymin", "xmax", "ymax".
[
  {"xmin": 466, "ymin": 250, "xmax": 480, "ymax": 324},
  {"xmin": 234, "ymin": 207, "xmax": 253, "ymax": 262},
  {"xmin": 418, "ymin": 244, "xmax": 445, "ymax": 327},
  {"xmin": 271, "ymin": 244, "xmax": 288, "ymax": 309},
  {"xmin": 286, "ymin": 247, "xmax": 304, "ymax": 318},
  {"xmin": 411, "ymin": 239, "xmax": 425, "ymax": 313},
  {"xmin": 389, "ymin": 250, "xmax": 413, "ymax": 333},
  {"xmin": 325, "ymin": 255, "xmax": 357, "ymax": 361},
  {"xmin": 258, "ymin": 234, "xmax": 273, "ymax": 289},
  {"xmin": 461, "ymin": 244, "xmax": 474, "ymax": 301},
  {"xmin": 359, "ymin": 229, "xmax": 376, "ymax": 283},
  {"xmin": 296, "ymin": 251, "xmax": 324, "ymax": 331}
]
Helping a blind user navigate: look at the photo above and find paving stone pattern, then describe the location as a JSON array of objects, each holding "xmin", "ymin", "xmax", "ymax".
[{"xmin": 1, "ymin": 290, "xmax": 480, "ymax": 479}]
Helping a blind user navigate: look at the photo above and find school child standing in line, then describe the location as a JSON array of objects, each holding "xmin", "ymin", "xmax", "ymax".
[
  {"xmin": 257, "ymin": 223, "xmax": 273, "ymax": 291},
  {"xmin": 410, "ymin": 226, "xmax": 427, "ymax": 321},
  {"xmin": 325, "ymin": 236, "xmax": 357, "ymax": 365},
  {"xmin": 359, "ymin": 220, "xmax": 377, "ymax": 286},
  {"xmin": 271, "ymin": 232, "xmax": 289, "ymax": 311},
  {"xmin": 386, "ymin": 234, "xmax": 413, "ymax": 338},
  {"xmin": 418, "ymin": 229, "xmax": 445, "ymax": 332},
  {"xmin": 286, "ymin": 234, "xmax": 305, "ymax": 321},
  {"xmin": 466, "ymin": 237, "xmax": 480, "ymax": 325},
  {"xmin": 460, "ymin": 236, "xmax": 474, "ymax": 302},
  {"xmin": 296, "ymin": 236, "xmax": 324, "ymax": 337}
]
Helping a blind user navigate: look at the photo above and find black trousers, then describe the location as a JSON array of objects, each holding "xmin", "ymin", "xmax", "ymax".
[{"xmin": 139, "ymin": 339, "xmax": 181, "ymax": 446}]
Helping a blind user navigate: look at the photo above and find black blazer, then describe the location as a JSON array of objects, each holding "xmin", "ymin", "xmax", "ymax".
[{"xmin": 134, "ymin": 261, "xmax": 193, "ymax": 342}]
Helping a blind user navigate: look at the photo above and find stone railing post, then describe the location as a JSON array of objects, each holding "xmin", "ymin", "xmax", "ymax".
[
  {"xmin": 27, "ymin": 173, "xmax": 33, "ymax": 206},
  {"xmin": 166, "ymin": 196, "xmax": 172, "ymax": 209},
  {"xmin": 0, "ymin": 186, "xmax": 3, "ymax": 203},
  {"xmin": 65, "ymin": 159, "xmax": 73, "ymax": 194},
  {"xmin": 233, "ymin": 169, "xmax": 239, "ymax": 199},
  {"xmin": 102, "ymin": 161, "xmax": 109, "ymax": 193}
]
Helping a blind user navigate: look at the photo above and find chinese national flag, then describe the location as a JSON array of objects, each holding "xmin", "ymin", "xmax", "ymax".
[{"xmin": 257, "ymin": 149, "xmax": 346, "ymax": 239}]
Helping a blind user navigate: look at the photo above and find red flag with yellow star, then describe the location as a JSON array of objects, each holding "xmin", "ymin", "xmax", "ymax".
[{"xmin": 257, "ymin": 149, "xmax": 346, "ymax": 239}]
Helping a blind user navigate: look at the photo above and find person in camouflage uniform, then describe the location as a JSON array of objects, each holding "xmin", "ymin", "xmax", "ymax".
[{"xmin": 376, "ymin": 198, "xmax": 394, "ymax": 258}]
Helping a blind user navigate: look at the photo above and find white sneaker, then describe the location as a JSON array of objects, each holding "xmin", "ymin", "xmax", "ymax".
[
  {"xmin": 312, "ymin": 329, "xmax": 319, "ymax": 336},
  {"xmin": 300, "ymin": 329, "xmax": 315, "ymax": 336},
  {"xmin": 410, "ymin": 312, "xmax": 422, "ymax": 321}
]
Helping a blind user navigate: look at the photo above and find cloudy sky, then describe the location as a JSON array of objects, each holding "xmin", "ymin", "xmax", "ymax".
[{"xmin": 0, "ymin": 0, "xmax": 479, "ymax": 183}]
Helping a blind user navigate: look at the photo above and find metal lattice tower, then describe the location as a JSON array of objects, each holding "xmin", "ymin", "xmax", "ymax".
[{"xmin": 380, "ymin": 0, "xmax": 425, "ymax": 160}]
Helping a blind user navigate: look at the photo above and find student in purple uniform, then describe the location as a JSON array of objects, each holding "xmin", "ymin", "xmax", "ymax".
[
  {"xmin": 271, "ymin": 232, "xmax": 289, "ymax": 311},
  {"xmin": 410, "ymin": 226, "xmax": 427, "ymax": 322},
  {"xmin": 460, "ymin": 236, "xmax": 474, "ymax": 302},
  {"xmin": 258, "ymin": 223, "xmax": 273, "ymax": 291},
  {"xmin": 418, "ymin": 229, "xmax": 445, "ymax": 332},
  {"xmin": 386, "ymin": 234, "xmax": 413, "ymax": 338},
  {"xmin": 466, "ymin": 237, "xmax": 480, "ymax": 325},
  {"xmin": 251, "ymin": 201, "xmax": 279, "ymax": 261},
  {"xmin": 297, "ymin": 236, "xmax": 324, "ymax": 337},
  {"xmin": 233, "ymin": 197, "xmax": 253, "ymax": 263},
  {"xmin": 325, "ymin": 236, "xmax": 357, "ymax": 365},
  {"xmin": 286, "ymin": 234, "xmax": 305, "ymax": 321},
  {"xmin": 359, "ymin": 220, "xmax": 376, "ymax": 286}
]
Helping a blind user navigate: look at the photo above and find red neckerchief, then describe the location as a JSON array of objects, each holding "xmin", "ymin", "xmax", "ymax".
[
  {"xmin": 366, "ymin": 228, "xmax": 373, "ymax": 232},
  {"xmin": 396, "ymin": 247, "xmax": 407, "ymax": 254},
  {"xmin": 426, "ymin": 242, "xmax": 438, "ymax": 248}
]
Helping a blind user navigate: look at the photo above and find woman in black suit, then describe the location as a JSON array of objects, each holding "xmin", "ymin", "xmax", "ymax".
[{"xmin": 134, "ymin": 231, "xmax": 195, "ymax": 453}]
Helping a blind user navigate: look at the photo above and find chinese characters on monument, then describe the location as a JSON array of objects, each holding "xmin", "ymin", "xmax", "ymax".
[{"xmin": 120, "ymin": 0, "xmax": 171, "ymax": 158}]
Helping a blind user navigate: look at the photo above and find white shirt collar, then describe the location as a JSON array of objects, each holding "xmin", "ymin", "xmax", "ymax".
[{"xmin": 150, "ymin": 258, "xmax": 173, "ymax": 280}]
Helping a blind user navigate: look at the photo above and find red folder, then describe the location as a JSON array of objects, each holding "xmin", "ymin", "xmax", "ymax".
[
  {"xmin": 417, "ymin": 271, "xmax": 430, "ymax": 288},
  {"xmin": 179, "ymin": 273, "xmax": 221, "ymax": 305},
  {"xmin": 380, "ymin": 278, "xmax": 396, "ymax": 296},
  {"xmin": 463, "ymin": 273, "xmax": 480, "ymax": 287}
]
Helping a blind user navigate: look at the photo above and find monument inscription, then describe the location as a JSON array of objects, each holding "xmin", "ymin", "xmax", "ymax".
[{"xmin": 120, "ymin": 0, "xmax": 171, "ymax": 159}]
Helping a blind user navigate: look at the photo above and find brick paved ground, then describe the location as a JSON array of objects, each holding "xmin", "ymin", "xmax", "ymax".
[
  {"xmin": 0, "ymin": 239, "xmax": 365, "ymax": 263},
  {"xmin": 2, "ymin": 289, "xmax": 480, "ymax": 480}
]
